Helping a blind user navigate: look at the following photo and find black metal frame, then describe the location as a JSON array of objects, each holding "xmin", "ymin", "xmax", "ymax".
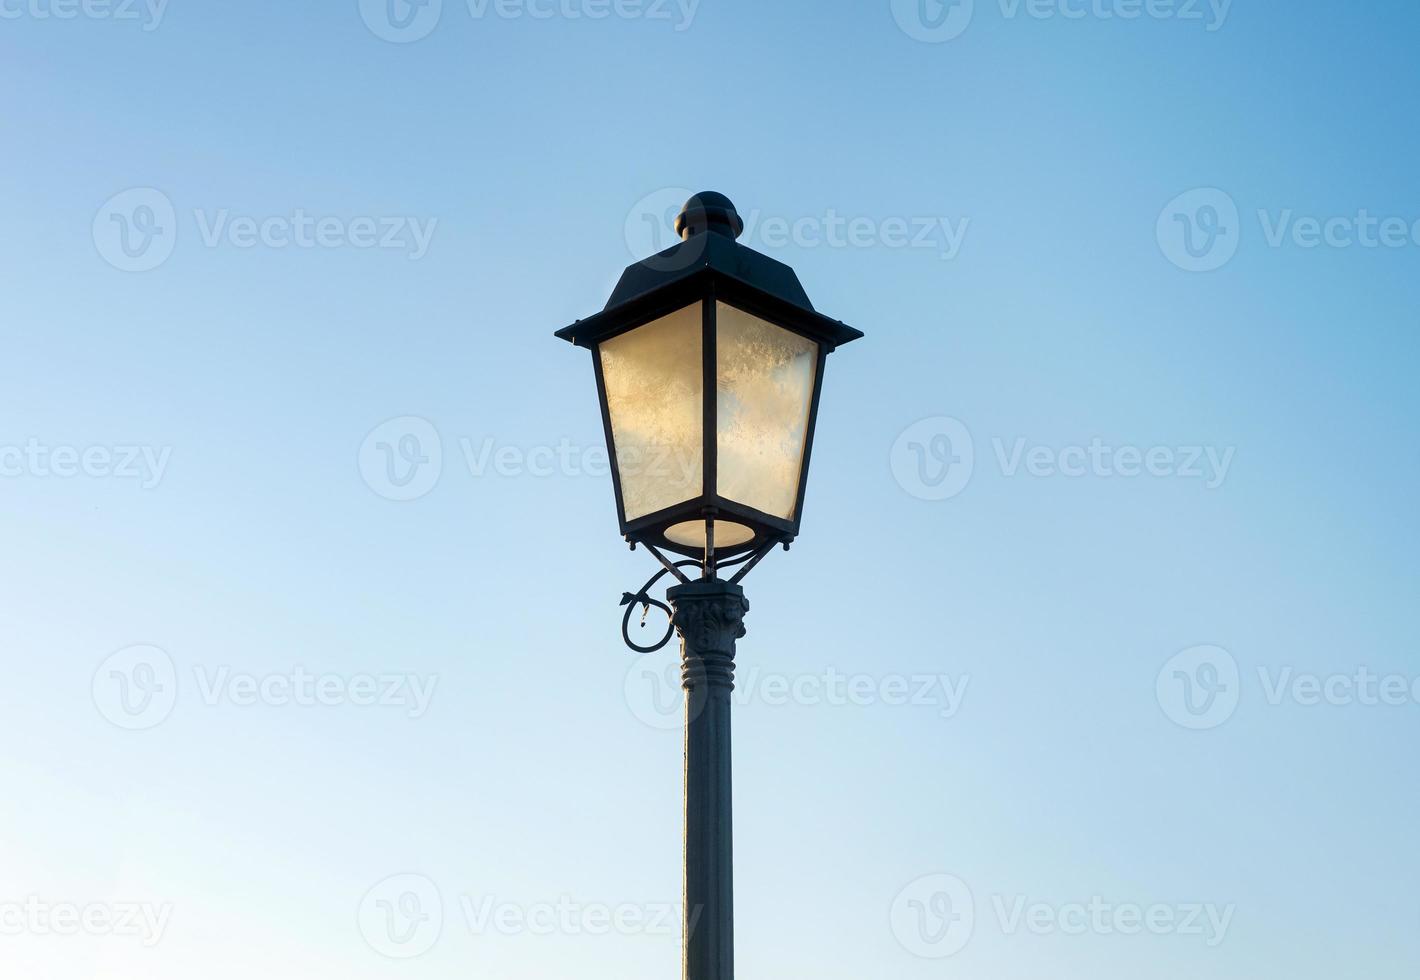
[
  {"xmin": 618, "ymin": 537, "xmax": 777, "ymax": 653},
  {"xmin": 563, "ymin": 262, "xmax": 856, "ymax": 561}
]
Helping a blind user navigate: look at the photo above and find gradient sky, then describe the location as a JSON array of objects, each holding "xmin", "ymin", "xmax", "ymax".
[{"xmin": 3, "ymin": 2, "xmax": 1418, "ymax": 978}]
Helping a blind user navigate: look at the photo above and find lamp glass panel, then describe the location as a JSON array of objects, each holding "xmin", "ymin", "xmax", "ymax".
[
  {"xmin": 715, "ymin": 302, "xmax": 818, "ymax": 521},
  {"xmin": 664, "ymin": 520, "xmax": 756, "ymax": 550},
  {"xmin": 598, "ymin": 303, "xmax": 704, "ymax": 522}
]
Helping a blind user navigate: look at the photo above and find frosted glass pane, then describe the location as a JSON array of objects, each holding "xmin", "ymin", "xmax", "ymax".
[
  {"xmin": 664, "ymin": 520, "xmax": 756, "ymax": 550},
  {"xmin": 715, "ymin": 303, "xmax": 817, "ymax": 520},
  {"xmin": 599, "ymin": 303, "xmax": 704, "ymax": 521}
]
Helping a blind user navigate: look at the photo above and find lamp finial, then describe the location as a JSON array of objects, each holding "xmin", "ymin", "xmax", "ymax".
[{"xmin": 675, "ymin": 191, "xmax": 744, "ymax": 241}]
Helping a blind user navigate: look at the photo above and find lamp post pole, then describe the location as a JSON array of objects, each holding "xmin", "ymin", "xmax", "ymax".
[{"xmin": 670, "ymin": 579, "xmax": 749, "ymax": 980}]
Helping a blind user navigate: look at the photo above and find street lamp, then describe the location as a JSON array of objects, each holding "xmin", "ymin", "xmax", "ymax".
[{"xmin": 555, "ymin": 191, "xmax": 862, "ymax": 980}]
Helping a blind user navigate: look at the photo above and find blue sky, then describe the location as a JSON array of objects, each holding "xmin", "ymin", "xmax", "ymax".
[{"xmin": 3, "ymin": 1, "xmax": 1418, "ymax": 977}]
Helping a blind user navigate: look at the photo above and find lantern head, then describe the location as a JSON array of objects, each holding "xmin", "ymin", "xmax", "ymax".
[{"xmin": 556, "ymin": 192, "xmax": 863, "ymax": 561}]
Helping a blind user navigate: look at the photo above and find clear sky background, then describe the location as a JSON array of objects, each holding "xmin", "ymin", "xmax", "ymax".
[{"xmin": 3, "ymin": 1, "xmax": 1418, "ymax": 977}]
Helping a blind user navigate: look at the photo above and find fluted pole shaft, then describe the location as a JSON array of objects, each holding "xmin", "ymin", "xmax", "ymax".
[{"xmin": 669, "ymin": 579, "xmax": 748, "ymax": 980}]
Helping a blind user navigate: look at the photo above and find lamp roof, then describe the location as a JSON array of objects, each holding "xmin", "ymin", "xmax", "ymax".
[{"xmin": 556, "ymin": 192, "xmax": 863, "ymax": 351}]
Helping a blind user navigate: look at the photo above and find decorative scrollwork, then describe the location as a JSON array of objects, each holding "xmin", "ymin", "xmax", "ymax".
[{"xmin": 617, "ymin": 547, "xmax": 763, "ymax": 654}]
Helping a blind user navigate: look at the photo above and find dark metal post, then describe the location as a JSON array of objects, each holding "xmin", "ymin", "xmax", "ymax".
[{"xmin": 669, "ymin": 579, "xmax": 748, "ymax": 980}]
